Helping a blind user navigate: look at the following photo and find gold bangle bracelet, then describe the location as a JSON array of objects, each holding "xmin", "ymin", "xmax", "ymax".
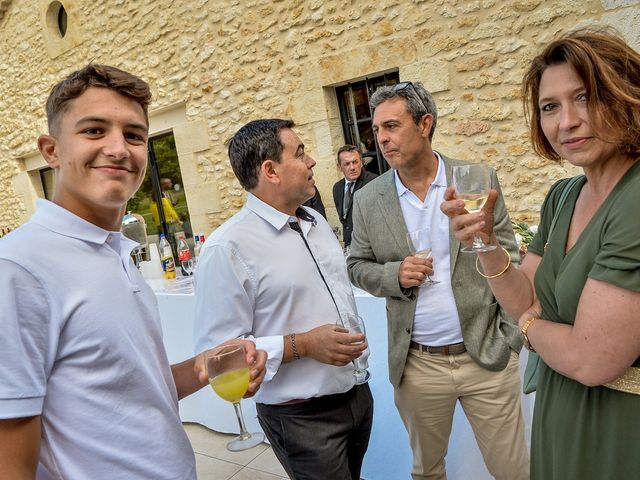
[
  {"xmin": 521, "ymin": 316, "xmax": 537, "ymax": 352},
  {"xmin": 475, "ymin": 246, "xmax": 511, "ymax": 279}
]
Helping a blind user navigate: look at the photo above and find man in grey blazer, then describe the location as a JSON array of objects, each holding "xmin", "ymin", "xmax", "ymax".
[{"xmin": 347, "ymin": 82, "xmax": 529, "ymax": 480}]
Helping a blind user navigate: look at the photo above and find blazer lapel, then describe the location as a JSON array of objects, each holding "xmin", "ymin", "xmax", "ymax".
[
  {"xmin": 376, "ymin": 172, "xmax": 411, "ymax": 256},
  {"xmin": 336, "ymin": 178, "xmax": 346, "ymax": 217},
  {"xmin": 441, "ymin": 155, "xmax": 461, "ymax": 270}
]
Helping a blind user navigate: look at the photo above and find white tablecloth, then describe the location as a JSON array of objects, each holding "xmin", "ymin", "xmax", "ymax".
[{"xmin": 157, "ymin": 287, "xmax": 533, "ymax": 480}]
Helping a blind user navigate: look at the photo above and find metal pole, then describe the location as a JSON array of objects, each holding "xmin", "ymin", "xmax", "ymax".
[{"xmin": 148, "ymin": 141, "xmax": 170, "ymax": 242}]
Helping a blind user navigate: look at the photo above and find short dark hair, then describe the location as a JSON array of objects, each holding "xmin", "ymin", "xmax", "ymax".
[
  {"xmin": 227, "ymin": 119, "xmax": 295, "ymax": 191},
  {"xmin": 46, "ymin": 64, "xmax": 152, "ymax": 135},
  {"xmin": 370, "ymin": 81, "xmax": 438, "ymax": 142},
  {"xmin": 523, "ymin": 27, "xmax": 640, "ymax": 161},
  {"xmin": 336, "ymin": 145, "xmax": 362, "ymax": 165}
]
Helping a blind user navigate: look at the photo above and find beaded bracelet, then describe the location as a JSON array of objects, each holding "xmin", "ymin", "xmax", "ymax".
[
  {"xmin": 475, "ymin": 246, "xmax": 511, "ymax": 279},
  {"xmin": 289, "ymin": 333, "xmax": 300, "ymax": 360}
]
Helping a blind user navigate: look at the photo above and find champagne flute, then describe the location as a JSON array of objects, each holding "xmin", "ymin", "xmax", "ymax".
[
  {"xmin": 406, "ymin": 228, "xmax": 440, "ymax": 286},
  {"xmin": 205, "ymin": 344, "xmax": 265, "ymax": 451},
  {"xmin": 451, "ymin": 165, "xmax": 497, "ymax": 253},
  {"xmin": 337, "ymin": 314, "xmax": 371, "ymax": 384}
]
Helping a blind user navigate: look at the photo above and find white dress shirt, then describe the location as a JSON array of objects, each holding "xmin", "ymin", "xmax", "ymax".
[
  {"xmin": 194, "ymin": 193, "xmax": 359, "ymax": 405},
  {"xmin": 395, "ymin": 152, "xmax": 464, "ymax": 346}
]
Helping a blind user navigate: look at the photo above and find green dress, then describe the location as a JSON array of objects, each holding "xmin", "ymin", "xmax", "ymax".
[{"xmin": 527, "ymin": 161, "xmax": 640, "ymax": 479}]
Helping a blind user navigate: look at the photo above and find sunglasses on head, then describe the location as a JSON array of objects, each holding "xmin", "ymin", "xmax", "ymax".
[{"xmin": 392, "ymin": 81, "xmax": 429, "ymax": 113}]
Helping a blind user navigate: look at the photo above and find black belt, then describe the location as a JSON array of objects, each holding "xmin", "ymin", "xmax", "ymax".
[
  {"xmin": 409, "ymin": 341, "xmax": 466, "ymax": 355},
  {"xmin": 258, "ymin": 384, "xmax": 370, "ymax": 411}
]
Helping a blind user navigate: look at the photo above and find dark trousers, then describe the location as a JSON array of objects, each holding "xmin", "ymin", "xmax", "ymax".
[{"xmin": 256, "ymin": 383, "xmax": 373, "ymax": 480}]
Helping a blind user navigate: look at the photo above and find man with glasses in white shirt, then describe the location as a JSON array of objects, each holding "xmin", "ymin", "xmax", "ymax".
[
  {"xmin": 347, "ymin": 82, "xmax": 529, "ymax": 480},
  {"xmin": 194, "ymin": 119, "xmax": 373, "ymax": 480}
]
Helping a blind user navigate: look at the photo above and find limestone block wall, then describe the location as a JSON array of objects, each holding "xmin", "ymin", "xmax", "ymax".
[{"xmin": 1, "ymin": 0, "xmax": 639, "ymax": 232}]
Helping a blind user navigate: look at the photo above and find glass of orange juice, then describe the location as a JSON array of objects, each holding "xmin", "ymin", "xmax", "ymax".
[{"xmin": 205, "ymin": 344, "xmax": 265, "ymax": 451}]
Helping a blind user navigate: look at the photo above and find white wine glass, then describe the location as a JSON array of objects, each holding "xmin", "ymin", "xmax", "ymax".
[
  {"xmin": 205, "ymin": 344, "xmax": 265, "ymax": 451},
  {"xmin": 451, "ymin": 165, "xmax": 497, "ymax": 253},
  {"xmin": 337, "ymin": 314, "xmax": 370, "ymax": 384},
  {"xmin": 406, "ymin": 228, "xmax": 440, "ymax": 286}
]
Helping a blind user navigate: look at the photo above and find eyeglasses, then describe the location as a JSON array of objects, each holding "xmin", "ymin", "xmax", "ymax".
[{"xmin": 392, "ymin": 81, "xmax": 429, "ymax": 114}]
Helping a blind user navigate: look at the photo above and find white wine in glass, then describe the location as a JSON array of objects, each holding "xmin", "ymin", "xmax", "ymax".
[
  {"xmin": 205, "ymin": 344, "xmax": 265, "ymax": 451},
  {"xmin": 451, "ymin": 165, "xmax": 497, "ymax": 253},
  {"xmin": 458, "ymin": 193, "xmax": 489, "ymax": 213},
  {"xmin": 406, "ymin": 228, "xmax": 440, "ymax": 286},
  {"xmin": 337, "ymin": 314, "xmax": 371, "ymax": 384}
]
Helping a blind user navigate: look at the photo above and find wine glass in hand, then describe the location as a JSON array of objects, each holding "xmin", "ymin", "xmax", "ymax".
[
  {"xmin": 451, "ymin": 165, "xmax": 497, "ymax": 253},
  {"xmin": 206, "ymin": 344, "xmax": 265, "ymax": 451},
  {"xmin": 337, "ymin": 314, "xmax": 371, "ymax": 384},
  {"xmin": 406, "ymin": 228, "xmax": 440, "ymax": 286}
]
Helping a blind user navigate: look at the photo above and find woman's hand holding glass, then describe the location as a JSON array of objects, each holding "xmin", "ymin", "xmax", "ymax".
[
  {"xmin": 440, "ymin": 184, "xmax": 500, "ymax": 252},
  {"xmin": 450, "ymin": 165, "xmax": 498, "ymax": 253}
]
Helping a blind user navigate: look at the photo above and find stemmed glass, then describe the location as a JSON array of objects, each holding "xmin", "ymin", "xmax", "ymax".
[
  {"xmin": 406, "ymin": 228, "xmax": 440, "ymax": 286},
  {"xmin": 181, "ymin": 257, "xmax": 195, "ymax": 276},
  {"xmin": 337, "ymin": 314, "xmax": 371, "ymax": 384},
  {"xmin": 451, "ymin": 165, "xmax": 497, "ymax": 253},
  {"xmin": 205, "ymin": 344, "xmax": 265, "ymax": 451}
]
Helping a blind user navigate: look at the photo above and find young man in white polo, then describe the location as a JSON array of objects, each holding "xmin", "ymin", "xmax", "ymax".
[{"xmin": 0, "ymin": 64, "xmax": 266, "ymax": 479}]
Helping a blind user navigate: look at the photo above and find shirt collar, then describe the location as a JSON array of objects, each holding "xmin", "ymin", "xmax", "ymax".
[
  {"xmin": 31, "ymin": 199, "xmax": 139, "ymax": 254},
  {"xmin": 245, "ymin": 193, "xmax": 317, "ymax": 233},
  {"xmin": 394, "ymin": 151, "xmax": 447, "ymax": 197}
]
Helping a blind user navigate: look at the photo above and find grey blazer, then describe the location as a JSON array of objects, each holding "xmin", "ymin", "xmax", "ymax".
[{"xmin": 347, "ymin": 154, "xmax": 522, "ymax": 388}]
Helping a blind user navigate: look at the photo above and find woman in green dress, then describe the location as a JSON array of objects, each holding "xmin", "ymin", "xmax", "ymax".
[{"xmin": 442, "ymin": 28, "xmax": 640, "ymax": 479}]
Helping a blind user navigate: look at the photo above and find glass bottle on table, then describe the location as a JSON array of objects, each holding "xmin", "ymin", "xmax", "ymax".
[
  {"xmin": 193, "ymin": 234, "xmax": 202, "ymax": 260},
  {"xmin": 205, "ymin": 344, "xmax": 265, "ymax": 451},
  {"xmin": 159, "ymin": 233, "xmax": 176, "ymax": 280},
  {"xmin": 176, "ymin": 234, "xmax": 193, "ymax": 276}
]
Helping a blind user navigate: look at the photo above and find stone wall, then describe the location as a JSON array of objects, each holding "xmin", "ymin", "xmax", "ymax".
[{"xmin": 1, "ymin": 0, "xmax": 639, "ymax": 232}]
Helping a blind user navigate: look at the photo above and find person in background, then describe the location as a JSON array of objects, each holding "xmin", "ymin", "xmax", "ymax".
[
  {"xmin": 302, "ymin": 185, "xmax": 327, "ymax": 219},
  {"xmin": 160, "ymin": 177, "xmax": 178, "ymax": 206},
  {"xmin": 442, "ymin": 28, "xmax": 640, "ymax": 479},
  {"xmin": 149, "ymin": 184, "xmax": 182, "ymax": 234},
  {"xmin": 194, "ymin": 119, "xmax": 373, "ymax": 480},
  {"xmin": 347, "ymin": 81, "xmax": 529, "ymax": 480},
  {"xmin": 0, "ymin": 64, "xmax": 266, "ymax": 479},
  {"xmin": 332, "ymin": 145, "xmax": 377, "ymax": 247}
]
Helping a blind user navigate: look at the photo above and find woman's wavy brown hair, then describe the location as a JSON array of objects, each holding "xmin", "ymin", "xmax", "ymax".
[{"xmin": 522, "ymin": 27, "xmax": 640, "ymax": 162}]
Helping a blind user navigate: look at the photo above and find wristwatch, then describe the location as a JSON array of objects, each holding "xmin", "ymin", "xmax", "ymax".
[{"xmin": 521, "ymin": 317, "xmax": 537, "ymax": 352}]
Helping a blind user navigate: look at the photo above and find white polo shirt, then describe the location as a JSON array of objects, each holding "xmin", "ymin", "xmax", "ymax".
[
  {"xmin": 0, "ymin": 199, "xmax": 195, "ymax": 479},
  {"xmin": 395, "ymin": 153, "xmax": 464, "ymax": 346}
]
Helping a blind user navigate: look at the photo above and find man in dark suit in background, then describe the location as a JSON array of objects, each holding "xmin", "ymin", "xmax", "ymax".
[
  {"xmin": 332, "ymin": 145, "xmax": 377, "ymax": 247},
  {"xmin": 302, "ymin": 186, "xmax": 327, "ymax": 219}
]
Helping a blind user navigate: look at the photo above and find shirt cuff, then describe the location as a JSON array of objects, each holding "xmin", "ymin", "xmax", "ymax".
[{"xmin": 254, "ymin": 335, "xmax": 285, "ymax": 383}]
